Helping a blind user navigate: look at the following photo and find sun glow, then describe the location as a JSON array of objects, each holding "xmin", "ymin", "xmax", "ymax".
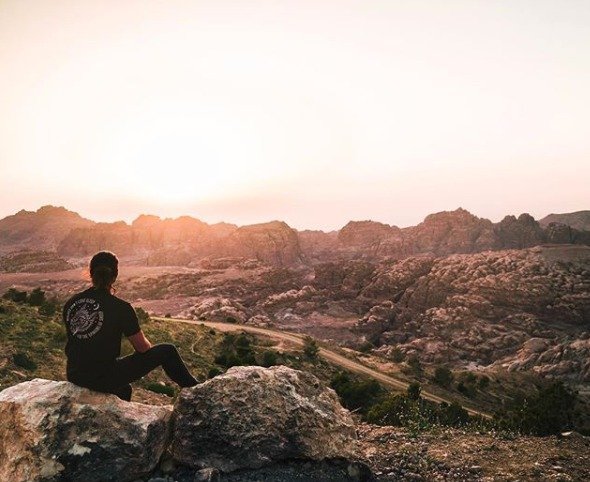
[{"xmin": 1, "ymin": 0, "xmax": 589, "ymax": 228}]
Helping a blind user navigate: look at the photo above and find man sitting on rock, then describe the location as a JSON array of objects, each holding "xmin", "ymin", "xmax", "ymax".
[{"xmin": 63, "ymin": 251, "xmax": 199, "ymax": 401}]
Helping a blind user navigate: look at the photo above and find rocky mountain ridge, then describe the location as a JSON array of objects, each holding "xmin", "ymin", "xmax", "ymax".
[{"xmin": 1, "ymin": 205, "xmax": 589, "ymax": 269}]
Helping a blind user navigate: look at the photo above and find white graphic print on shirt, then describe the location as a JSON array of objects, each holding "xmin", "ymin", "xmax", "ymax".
[{"xmin": 67, "ymin": 298, "xmax": 104, "ymax": 339}]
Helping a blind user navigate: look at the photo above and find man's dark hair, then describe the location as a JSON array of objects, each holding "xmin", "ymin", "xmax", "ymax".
[{"xmin": 89, "ymin": 251, "xmax": 118, "ymax": 290}]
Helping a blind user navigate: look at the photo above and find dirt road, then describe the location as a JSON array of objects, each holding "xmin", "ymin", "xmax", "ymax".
[{"xmin": 155, "ymin": 316, "xmax": 492, "ymax": 419}]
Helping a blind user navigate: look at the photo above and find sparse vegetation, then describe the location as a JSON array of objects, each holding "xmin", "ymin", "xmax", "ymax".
[
  {"xmin": 145, "ymin": 382, "xmax": 175, "ymax": 397},
  {"xmin": 432, "ymin": 366, "xmax": 454, "ymax": 388},
  {"xmin": 302, "ymin": 335, "xmax": 320, "ymax": 361},
  {"xmin": 495, "ymin": 381, "xmax": 578, "ymax": 436}
]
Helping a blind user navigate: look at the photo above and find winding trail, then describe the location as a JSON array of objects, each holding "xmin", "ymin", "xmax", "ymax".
[{"xmin": 154, "ymin": 316, "xmax": 492, "ymax": 419}]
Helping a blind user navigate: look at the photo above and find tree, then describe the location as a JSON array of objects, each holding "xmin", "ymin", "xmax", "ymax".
[
  {"xmin": 433, "ymin": 366, "xmax": 454, "ymax": 388},
  {"xmin": 303, "ymin": 336, "xmax": 320, "ymax": 360}
]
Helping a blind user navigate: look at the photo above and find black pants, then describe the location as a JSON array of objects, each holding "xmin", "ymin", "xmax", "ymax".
[{"xmin": 70, "ymin": 343, "xmax": 198, "ymax": 401}]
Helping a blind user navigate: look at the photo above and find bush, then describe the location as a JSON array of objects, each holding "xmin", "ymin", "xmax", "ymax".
[
  {"xmin": 389, "ymin": 347, "xmax": 405, "ymax": 363},
  {"xmin": 407, "ymin": 382, "xmax": 422, "ymax": 400},
  {"xmin": 358, "ymin": 341, "xmax": 374, "ymax": 353},
  {"xmin": 27, "ymin": 287, "xmax": 45, "ymax": 306},
  {"xmin": 495, "ymin": 381, "xmax": 578, "ymax": 436},
  {"xmin": 261, "ymin": 350, "xmax": 278, "ymax": 367},
  {"xmin": 438, "ymin": 401, "xmax": 470, "ymax": 426},
  {"xmin": 208, "ymin": 367, "xmax": 222, "ymax": 378},
  {"xmin": 3, "ymin": 288, "xmax": 28, "ymax": 303},
  {"xmin": 330, "ymin": 371, "xmax": 384, "ymax": 414},
  {"xmin": 303, "ymin": 336, "xmax": 320, "ymax": 361},
  {"xmin": 145, "ymin": 382, "xmax": 175, "ymax": 397},
  {"xmin": 457, "ymin": 380, "xmax": 476, "ymax": 398},
  {"xmin": 366, "ymin": 394, "xmax": 411, "ymax": 426},
  {"xmin": 38, "ymin": 301, "xmax": 57, "ymax": 316},
  {"xmin": 214, "ymin": 333, "xmax": 256, "ymax": 368},
  {"xmin": 164, "ymin": 313, "xmax": 172, "ymax": 318},
  {"xmin": 433, "ymin": 366, "xmax": 454, "ymax": 388},
  {"xmin": 13, "ymin": 352, "xmax": 37, "ymax": 370},
  {"xmin": 407, "ymin": 354, "xmax": 423, "ymax": 376},
  {"xmin": 478, "ymin": 375, "xmax": 490, "ymax": 389}
]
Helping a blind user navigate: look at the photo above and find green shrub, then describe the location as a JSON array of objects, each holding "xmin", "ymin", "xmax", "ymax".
[
  {"xmin": 214, "ymin": 333, "xmax": 256, "ymax": 368},
  {"xmin": 407, "ymin": 354, "xmax": 423, "ymax": 376},
  {"xmin": 495, "ymin": 381, "xmax": 578, "ymax": 436},
  {"xmin": 164, "ymin": 313, "xmax": 172, "ymax": 318},
  {"xmin": 208, "ymin": 367, "xmax": 222, "ymax": 378},
  {"xmin": 3, "ymin": 288, "xmax": 28, "ymax": 303},
  {"xmin": 38, "ymin": 301, "xmax": 57, "ymax": 316},
  {"xmin": 261, "ymin": 350, "xmax": 278, "ymax": 367},
  {"xmin": 433, "ymin": 366, "xmax": 454, "ymax": 387},
  {"xmin": 27, "ymin": 287, "xmax": 46, "ymax": 306},
  {"xmin": 145, "ymin": 382, "xmax": 175, "ymax": 397},
  {"xmin": 478, "ymin": 375, "xmax": 490, "ymax": 389},
  {"xmin": 330, "ymin": 371, "xmax": 384, "ymax": 414},
  {"xmin": 13, "ymin": 352, "xmax": 37, "ymax": 370},
  {"xmin": 358, "ymin": 341, "xmax": 374, "ymax": 353},
  {"xmin": 389, "ymin": 347, "xmax": 405, "ymax": 363},
  {"xmin": 407, "ymin": 382, "xmax": 422, "ymax": 400},
  {"xmin": 303, "ymin": 336, "xmax": 320, "ymax": 361}
]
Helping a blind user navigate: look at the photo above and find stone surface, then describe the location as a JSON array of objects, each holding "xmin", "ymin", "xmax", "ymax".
[
  {"xmin": 170, "ymin": 365, "xmax": 358, "ymax": 472},
  {"xmin": 0, "ymin": 378, "xmax": 171, "ymax": 482}
]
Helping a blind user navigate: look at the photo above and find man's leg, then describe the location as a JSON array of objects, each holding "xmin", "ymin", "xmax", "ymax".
[
  {"xmin": 110, "ymin": 343, "xmax": 198, "ymax": 388},
  {"xmin": 106, "ymin": 383, "xmax": 132, "ymax": 402}
]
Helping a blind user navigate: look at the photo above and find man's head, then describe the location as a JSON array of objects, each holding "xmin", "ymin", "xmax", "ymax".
[{"xmin": 89, "ymin": 251, "xmax": 118, "ymax": 291}]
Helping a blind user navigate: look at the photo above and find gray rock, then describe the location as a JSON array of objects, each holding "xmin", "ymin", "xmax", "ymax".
[
  {"xmin": 0, "ymin": 378, "xmax": 171, "ymax": 482},
  {"xmin": 170, "ymin": 365, "xmax": 358, "ymax": 472}
]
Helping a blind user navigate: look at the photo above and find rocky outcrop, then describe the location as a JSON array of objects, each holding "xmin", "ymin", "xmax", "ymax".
[
  {"xmin": 494, "ymin": 213, "xmax": 547, "ymax": 249},
  {"xmin": 367, "ymin": 245, "xmax": 590, "ymax": 380},
  {"xmin": 545, "ymin": 222, "xmax": 590, "ymax": 245},
  {"xmin": 58, "ymin": 217, "xmax": 302, "ymax": 267},
  {"xmin": 402, "ymin": 208, "xmax": 498, "ymax": 256},
  {"xmin": 0, "ymin": 378, "xmax": 171, "ymax": 482},
  {"xmin": 225, "ymin": 221, "xmax": 303, "ymax": 266},
  {"xmin": 0, "ymin": 250, "xmax": 72, "ymax": 272},
  {"xmin": 540, "ymin": 210, "xmax": 590, "ymax": 231},
  {"xmin": 0, "ymin": 206, "xmax": 93, "ymax": 254},
  {"xmin": 170, "ymin": 365, "xmax": 358, "ymax": 472},
  {"xmin": 0, "ymin": 369, "xmax": 363, "ymax": 481}
]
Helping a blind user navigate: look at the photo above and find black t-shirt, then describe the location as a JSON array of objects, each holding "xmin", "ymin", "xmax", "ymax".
[{"xmin": 63, "ymin": 287, "xmax": 141, "ymax": 379}]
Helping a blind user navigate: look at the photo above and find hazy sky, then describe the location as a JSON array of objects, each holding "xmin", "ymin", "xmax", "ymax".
[{"xmin": 1, "ymin": 0, "xmax": 588, "ymax": 230}]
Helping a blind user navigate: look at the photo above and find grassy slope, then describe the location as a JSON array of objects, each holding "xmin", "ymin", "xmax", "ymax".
[{"xmin": 0, "ymin": 300, "xmax": 337, "ymax": 401}]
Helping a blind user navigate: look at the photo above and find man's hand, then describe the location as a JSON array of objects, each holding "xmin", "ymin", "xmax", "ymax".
[{"xmin": 127, "ymin": 330, "xmax": 152, "ymax": 353}]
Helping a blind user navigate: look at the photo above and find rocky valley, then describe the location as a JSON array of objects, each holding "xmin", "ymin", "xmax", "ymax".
[{"xmin": 1, "ymin": 205, "xmax": 589, "ymax": 480}]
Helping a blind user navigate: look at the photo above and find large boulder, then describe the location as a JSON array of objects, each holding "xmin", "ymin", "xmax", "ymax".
[
  {"xmin": 0, "ymin": 379, "xmax": 171, "ymax": 482},
  {"xmin": 170, "ymin": 365, "xmax": 358, "ymax": 472}
]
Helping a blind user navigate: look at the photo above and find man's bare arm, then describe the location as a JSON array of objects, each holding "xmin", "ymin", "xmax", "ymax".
[{"xmin": 128, "ymin": 330, "xmax": 152, "ymax": 353}]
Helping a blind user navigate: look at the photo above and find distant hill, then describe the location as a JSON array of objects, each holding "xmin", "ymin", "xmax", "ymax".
[
  {"xmin": 539, "ymin": 210, "xmax": 590, "ymax": 231},
  {"xmin": 0, "ymin": 205, "xmax": 589, "ymax": 268},
  {"xmin": 0, "ymin": 205, "xmax": 93, "ymax": 254}
]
